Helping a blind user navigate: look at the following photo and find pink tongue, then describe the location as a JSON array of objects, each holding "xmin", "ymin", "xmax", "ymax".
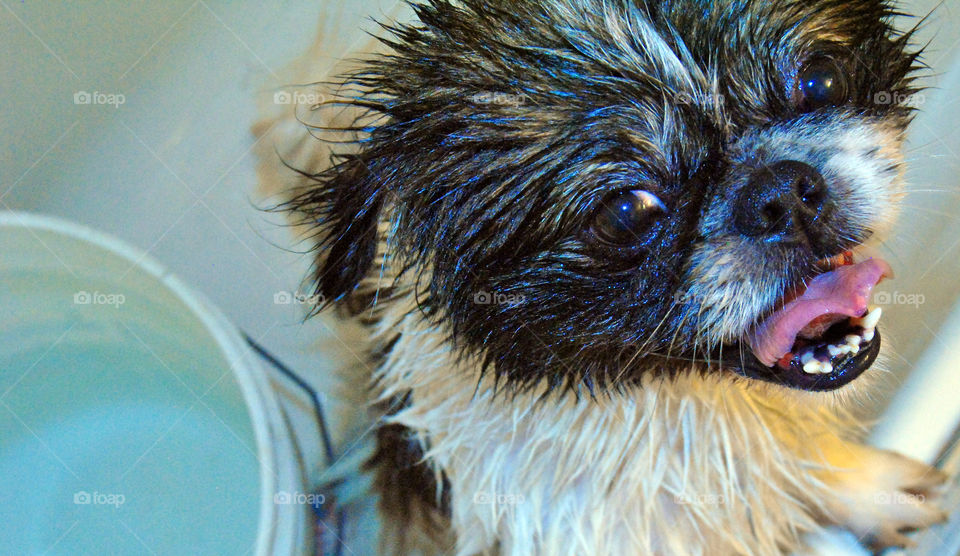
[{"xmin": 747, "ymin": 258, "xmax": 892, "ymax": 367}]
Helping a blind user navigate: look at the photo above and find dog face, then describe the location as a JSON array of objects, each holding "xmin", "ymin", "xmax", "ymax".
[{"xmin": 295, "ymin": 0, "xmax": 920, "ymax": 393}]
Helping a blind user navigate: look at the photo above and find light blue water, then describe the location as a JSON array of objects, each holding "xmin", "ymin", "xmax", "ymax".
[{"xmin": 0, "ymin": 269, "xmax": 261, "ymax": 556}]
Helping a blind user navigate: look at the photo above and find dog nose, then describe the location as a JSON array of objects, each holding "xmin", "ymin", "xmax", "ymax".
[{"xmin": 733, "ymin": 160, "xmax": 827, "ymax": 241}]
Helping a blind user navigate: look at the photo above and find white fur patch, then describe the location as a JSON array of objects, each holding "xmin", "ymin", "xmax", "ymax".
[{"xmin": 363, "ymin": 290, "xmax": 872, "ymax": 555}]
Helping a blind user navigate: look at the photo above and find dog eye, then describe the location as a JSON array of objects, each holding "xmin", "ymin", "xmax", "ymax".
[
  {"xmin": 797, "ymin": 57, "xmax": 848, "ymax": 111},
  {"xmin": 590, "ymin": 190, "xmax": 667, "ymax": 245}
]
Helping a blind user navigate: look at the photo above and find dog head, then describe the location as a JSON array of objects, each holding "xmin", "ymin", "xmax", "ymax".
[{"xmin": 290, "ymin": 0, "xmax": 921, "ymax": 393}]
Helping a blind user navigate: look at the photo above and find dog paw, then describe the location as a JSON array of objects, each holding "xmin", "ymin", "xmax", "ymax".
[{"xmin": 821, "ymin": 445, "xmax": 949, "ymax": 549}]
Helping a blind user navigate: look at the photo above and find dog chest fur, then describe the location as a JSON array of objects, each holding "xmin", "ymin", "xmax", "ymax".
[{"xmin": 367, "ymin": 291, "xmax": 860, "ymax": 555}]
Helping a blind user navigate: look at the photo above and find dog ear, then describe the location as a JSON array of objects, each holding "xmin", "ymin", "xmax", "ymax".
[{"xmin": 291, "ymin": 156, "xmax": 384, "ymax": 305}]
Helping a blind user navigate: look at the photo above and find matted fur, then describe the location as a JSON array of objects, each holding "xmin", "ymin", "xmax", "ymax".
[
  {"xmin": 254, "ymin": 0, "xmax": 949, "ymax": 553},
  {"xmin": 276, "ymin": 0, "xmax": 923, "ymax": 392},
  {"xmin": 366, "ymin": 284, "xmax": 856, "ymax": 555}
]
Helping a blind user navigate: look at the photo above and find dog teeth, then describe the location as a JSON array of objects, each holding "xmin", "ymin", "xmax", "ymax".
[
  {"xmin": 800, "ymin": 353, "xmax": 835, "ymax": 375},
  {"xmin": 793, "ymin": 310, "xmax": 878, "ymax": 376},
  {"xmin": 852, "ymin": 306, "xmax": 882, "ymax": 331},
  {"xmin": 806, "ymin": 361, "xmax": 832, "ymax": 375},
  {"xmin": 798, "ymin": 336, "xmax": 864, "ymax": 375},
  {"xmin": 803, "ymin": 359, "xmax": 822, "ymax": 374},
  {"xmin": 840, "ymin": 344, "xmax": 860, "ymax": 355}
]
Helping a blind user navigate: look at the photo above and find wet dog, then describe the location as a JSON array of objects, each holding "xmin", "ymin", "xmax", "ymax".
[{"xmin": 258, "ymin": 1, "xmax": 948, "ymax": 553}]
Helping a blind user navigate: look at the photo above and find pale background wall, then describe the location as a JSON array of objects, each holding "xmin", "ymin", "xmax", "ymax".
[
  {"xmin": 0, "ymin": 0, "xmax": 406, "ymax": 457},
  {"xmin": 1, "ymin": 0, "xmax": 957, "ymax": 442}
]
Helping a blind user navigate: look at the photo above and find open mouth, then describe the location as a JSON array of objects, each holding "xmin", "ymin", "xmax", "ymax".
[{"xmin": 726, "ymin": 251, "xmax": 891, "ymax": 391}]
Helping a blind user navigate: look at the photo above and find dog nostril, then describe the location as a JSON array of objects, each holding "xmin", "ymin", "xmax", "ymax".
[
  {"xmin": 761, "ymin": 203, "xmax": 785, "ymax": 224},
  {"xmin": 797, "ymin": 176, "xmax": 826, "ymax": 208}
]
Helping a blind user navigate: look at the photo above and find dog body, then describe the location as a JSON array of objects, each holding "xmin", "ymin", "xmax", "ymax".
[{"xmin": 257, "ymin": 0, "xmax": 948, "ymax": 553}]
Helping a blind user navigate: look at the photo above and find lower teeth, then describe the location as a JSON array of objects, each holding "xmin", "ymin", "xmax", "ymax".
[{"xmin": 797, "ymin": 307, "xmax": 880, "ymax": 375}]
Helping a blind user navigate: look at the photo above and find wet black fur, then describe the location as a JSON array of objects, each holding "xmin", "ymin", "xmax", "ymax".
[{"xmin": 286, "ymin": 0, "xmax": 922, "ymax": 394}]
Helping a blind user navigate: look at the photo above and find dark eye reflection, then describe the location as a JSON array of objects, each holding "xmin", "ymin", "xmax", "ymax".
[
  {"xmin": 590, "ymin": 190, "xmax": 668, "ymax": 245},
  {"xmin": 798, "ymin": 57, "xmax": 848, "ymax": 111}
]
